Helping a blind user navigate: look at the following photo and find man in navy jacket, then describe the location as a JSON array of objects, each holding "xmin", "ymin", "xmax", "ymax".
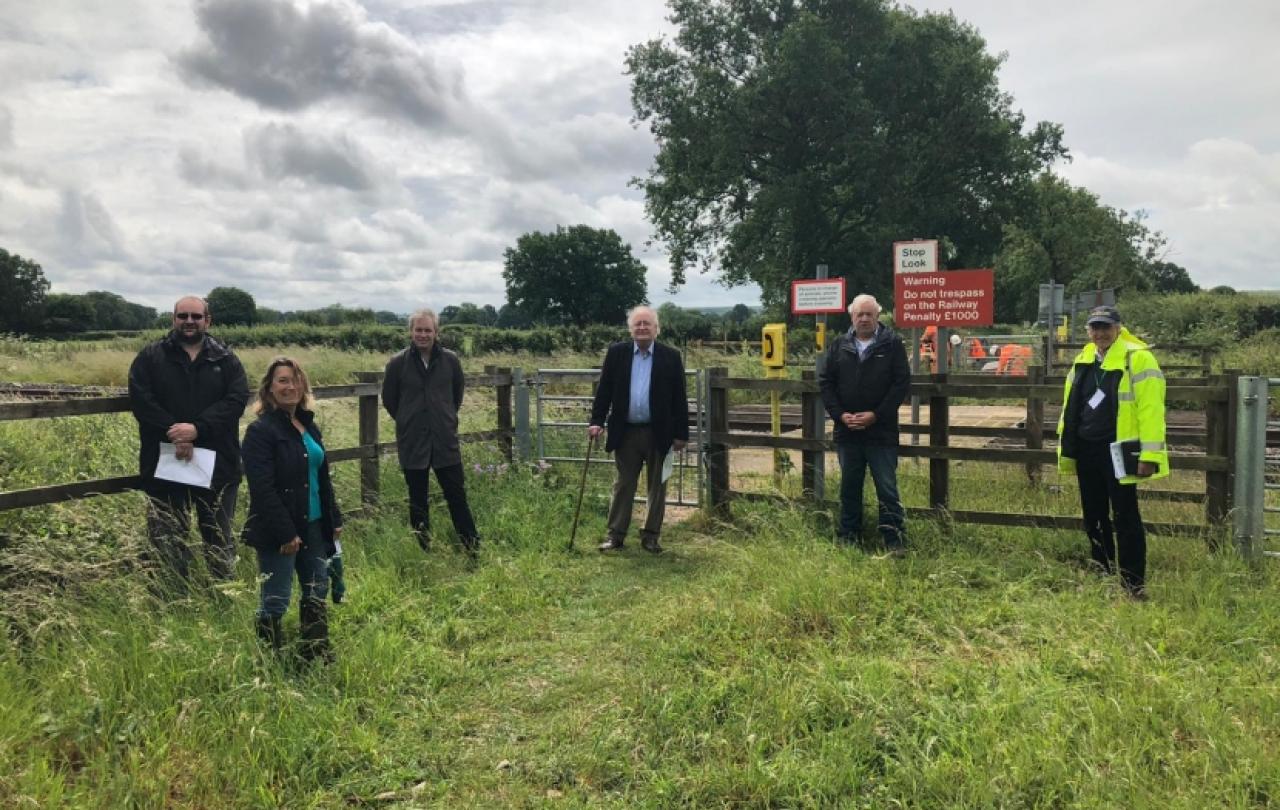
[
  {"xmin": 819, "ymin": 294, "xmax": 911, "ymax": 553},
  {"xmin": 589, "ymin": 306, "xmax": 689, "ymax": 553}
]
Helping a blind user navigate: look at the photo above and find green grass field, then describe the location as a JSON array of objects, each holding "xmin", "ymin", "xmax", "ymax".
[
  {"xmin": 4, "ymin": 451, "xmax": 1280, "ymax": 807},
  {"xmin": 3, "ymin": 342, "xmax": 1280, "ymax": 807}
]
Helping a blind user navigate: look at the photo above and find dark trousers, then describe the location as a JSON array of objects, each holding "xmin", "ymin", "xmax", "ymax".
[
  {"xmin": 836, "ymin": 442, "xmax": 905, "ymax": 547},
  {"xmin": 1074, "ymin": 439, "xmax": 1146, "ymax": 594},
  {"xmin": 145, "ymin": 482, "xmax": 238, "ymax": 583},
  {"xmin": 403, "ymin": 465, "xmax": 479, "ymax": 548},
  {"xmin": 606, "ymin": 426, "xmax": 668, "ymax": 543}
]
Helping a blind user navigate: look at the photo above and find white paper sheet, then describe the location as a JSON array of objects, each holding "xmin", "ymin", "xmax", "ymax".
[
  {"xmin": 661, "ymin": 449, "xmax": 676, "ymax": 483},
  {"xmin": 154, "ymin": 442, "xmax": 216, "ymax": 489}
]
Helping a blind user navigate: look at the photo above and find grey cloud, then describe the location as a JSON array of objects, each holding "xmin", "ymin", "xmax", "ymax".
[
  {"xmin": 244, "ymin": 122, "xmax": 384, "ymax": 191},
  {"xmin": 481, "ymin": 113, "xmax": 653, "ymax": 185},
  {"xmin": 177, "ymin": 147, "xmax": 252, "ymax": 189},
  {"xmin": 362, "ymin": 0, "xmax": 513, "ymax": 37},
  {"xmin": 58, "ymin": 189, "xmax": 128, "ymax": 261},
  {"xmin": 177, "ymin": 0, "xmax": 465, "ymax": 129},
  {"xmin": 0, "ymin": 105, "xmax": 12, "ymax": 149}
]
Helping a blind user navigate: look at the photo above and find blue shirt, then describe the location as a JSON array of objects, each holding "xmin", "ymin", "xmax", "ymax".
[
  {"xmin": 302, "ymin": 429, "xmax": 325, "ymax": 521},
  {"xmin": 628, "ymin": 342, "xmax": 653, "ymax": 424}
]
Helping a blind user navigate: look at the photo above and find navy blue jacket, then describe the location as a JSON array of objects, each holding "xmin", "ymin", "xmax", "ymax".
[
  {"xmin": 590, "ymin": 341, "xmax": 689, "ymax": 454},
  {"xmin": 819, "ymin": 325, "xmax": 911, "ymax": 445},
  {"xmin": 241, "ymin": 408, "xmax": 342, "ymax": 555}
]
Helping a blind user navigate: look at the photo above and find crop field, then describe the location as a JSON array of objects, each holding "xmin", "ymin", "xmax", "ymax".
[{"xmin": 3, "ymin": 342, "xmax": 1280, "ymax": 807}]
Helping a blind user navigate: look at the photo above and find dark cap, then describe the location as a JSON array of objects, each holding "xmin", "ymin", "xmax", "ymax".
[{"xmin": 1086, "ymin": 305, "xmax": 1121, "ymax": 326}]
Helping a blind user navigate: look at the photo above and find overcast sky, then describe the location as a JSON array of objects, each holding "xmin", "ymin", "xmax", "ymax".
[{"xmin": 1, "ymin": 0, "xmax": 1276, "ymax": 315}]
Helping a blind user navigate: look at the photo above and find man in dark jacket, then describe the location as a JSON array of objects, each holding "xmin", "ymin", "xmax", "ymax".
[
  {"xmin": 819, "ymin": 294, "xmax": 911, "ymax": 552},
  {"xmin": 589, "ymin": 306, "xmax": 689, "ymax": 554},
  {"xmin": 128, "ymin": 295, "xmax": 249, "ymax": 584},
  {"xmin": 382, "ymin": 308, "xmax": 479, "ymax": 553}
]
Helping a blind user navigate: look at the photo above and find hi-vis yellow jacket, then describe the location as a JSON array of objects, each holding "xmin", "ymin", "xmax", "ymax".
[{"xmin": 1057, "ymin": 327, "xmax": 1169, "ymax": 484}]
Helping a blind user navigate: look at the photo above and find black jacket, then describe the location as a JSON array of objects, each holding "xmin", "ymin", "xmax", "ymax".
[
  {"xmin": 381, "ymin": 342, "xmax": 466, "ymax": 470},
  {"xmin": 819, "ymin": 325, "xmax": 911, "ymax": 445},
  {"xmin": 128, "ymin": 332, "xmax": 249, "ymax": 491},
  {"xmin": 590, "ymin": 341, "xmax": 689, "ymax": 454},
  {"xmin": 241, "ymin": 408, "xmax": 342, "ymax": 555}
]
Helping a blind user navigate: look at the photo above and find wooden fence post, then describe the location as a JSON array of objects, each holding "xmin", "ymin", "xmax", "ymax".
[
  {"xmin": 706, "ymin": 366, "xmax": 731, "ymax": 516},
  {"xmin": 358, "ymin": 389, "xmax": 380, "ymax": 508},
  {"xmin": 929, "ymin": 371, "xmax": 949, "ymax": 512},
  {"xmin": 801, "ymin": 368, "xmax": 825, "ymax": 502},
  {"xmin": 491, "ymin": 365, "xmax": 514, "ymax": 463},
  {"xmin": 1025, "ymin": 364, "xmax": 1045, "ymax": 486}
]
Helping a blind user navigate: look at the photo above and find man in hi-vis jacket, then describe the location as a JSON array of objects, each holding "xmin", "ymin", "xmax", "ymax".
[{"xmin": 1058, "ymin": 305, "xmax": 1167, "ymax": 599}]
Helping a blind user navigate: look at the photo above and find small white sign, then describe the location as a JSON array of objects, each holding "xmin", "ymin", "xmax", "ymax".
[
  {"xmin": 894, "ymin": 240, "xmax": 939, "ymax": 274},
  {"xmin": 791, "ymin": 279, "xmax": 846, "ymax": 314}
]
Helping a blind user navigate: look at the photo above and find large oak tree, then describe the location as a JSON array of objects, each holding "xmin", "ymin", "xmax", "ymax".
[
  {"xmin": 627, "ymin": 0, "xmax": 1065, "ymax": 307},
  {"xmin": 502, "ymin": 225, "xmax": 648, "ymax": 327}
]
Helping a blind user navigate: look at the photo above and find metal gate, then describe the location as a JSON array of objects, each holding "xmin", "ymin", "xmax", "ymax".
[
  {"xmin": 1233, "ymin": 376, "xmax": 1280, "ymax": 558},
  {"xmin": 530, "ymin": 368, "xmax": 705, "ymax": 507}
]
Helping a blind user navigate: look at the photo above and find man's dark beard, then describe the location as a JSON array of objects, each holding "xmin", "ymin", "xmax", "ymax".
[{"xmin": 177, "ymin": 328, "xmax": 204, "ymax": 345}]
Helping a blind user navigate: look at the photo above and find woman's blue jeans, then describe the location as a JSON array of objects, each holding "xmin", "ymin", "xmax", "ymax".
[
  {"xmin": 255, "ymin": 521, "xmax": 330, "ymax": 619},
  {"xmin": 836, "ymin": 442, "xmax": 906, "ymax": 547}
]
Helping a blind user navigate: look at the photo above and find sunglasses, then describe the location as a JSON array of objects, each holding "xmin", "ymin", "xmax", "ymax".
[{"xmin": 174, "ymin": 312, "xmax": 205, "ymax": 321}]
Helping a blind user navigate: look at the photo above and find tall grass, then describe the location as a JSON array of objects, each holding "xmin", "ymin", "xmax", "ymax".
[
  {"xmin": 4, "ymin": 448, "xmax": 1280, "ymax": 806},
  {"xmin": 4, "ymin": 341, "xmax": 1280, "ymax": 806}
]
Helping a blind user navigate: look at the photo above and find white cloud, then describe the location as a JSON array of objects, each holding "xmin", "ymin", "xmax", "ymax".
[{"xmin": 1062, "ymin": 139, "xmax": 1280, "ymax": 288}]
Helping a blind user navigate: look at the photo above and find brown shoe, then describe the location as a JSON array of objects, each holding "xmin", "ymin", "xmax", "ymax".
[
  {"xmin": 641, "ymin": 537, "xmax": 663, "ymax": 554},
  {"xmin": 598, "ymin": 537, "xmax": 624, "ymax": 552}
]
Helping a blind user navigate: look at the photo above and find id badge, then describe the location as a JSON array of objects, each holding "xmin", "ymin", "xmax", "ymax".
[{"xmin": 1087, "ymin": 389, "xmax": 1106, "ymax": 410}]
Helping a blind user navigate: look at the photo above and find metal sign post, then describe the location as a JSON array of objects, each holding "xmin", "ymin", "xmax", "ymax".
[{"xmin": 762, "ymin": 323, "xmax": 789, "ymax": 488}]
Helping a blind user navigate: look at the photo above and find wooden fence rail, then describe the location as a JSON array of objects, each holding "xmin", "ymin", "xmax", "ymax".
[
  {"xmin": 703, "ymin": 365, "xmax": 1239, "ymax": 539},
  {"xmin": 0, "ymin": 370, "xmax": 516, "ymax": 513}
]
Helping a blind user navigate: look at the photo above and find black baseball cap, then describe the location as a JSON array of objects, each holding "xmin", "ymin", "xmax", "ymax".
[{"xmin": 1086, "ymin": 305, "xmax": 1121, "ymax": 326}]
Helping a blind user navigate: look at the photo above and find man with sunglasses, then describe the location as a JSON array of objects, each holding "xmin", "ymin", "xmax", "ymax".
[{"xmin": 129, "ymin": 295, "xmax": 249, "ymax": 588}]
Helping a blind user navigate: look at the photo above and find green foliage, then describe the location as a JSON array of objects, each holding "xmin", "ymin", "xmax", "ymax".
[
  {"xmin": 503, "ymin": 225, "xmax": 648, "ymax": 327},
  {"xmin": 1120, "ymin": 291, "xmax": 1280, "ymax": 347},
  {"xmin": 441, "ymin": 303, "xmax": 498, "ymax": 326},
  {"xmin": 40, "ymin": 291, "xmax": 157, "ymax": 334},
  {"xmin": 206, "ymin": 286, "xmax": 257, "ymax": 326},
  {"xmin": 994, "ymin": 174, "xmax": 1168, "ymax": 322},
  {"xmin": 0, "ymin": 248, "xmax": 50, "ymax": 334},
  {"xmin": 42, "ymin": 293, "xmax": 97, "ymax": 333},
  {"xmin": 1149, "ymin": 260, "xmax": 1199, "ymax": 294},
  {"xmin": 627, "ymin": 0, "xmax": 1065, "ymax": 307}
]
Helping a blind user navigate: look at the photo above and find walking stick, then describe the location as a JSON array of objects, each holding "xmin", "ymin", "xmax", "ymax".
[{"xmin": 569, "ymin": 433, "xmax": 596, "ymax": 550}]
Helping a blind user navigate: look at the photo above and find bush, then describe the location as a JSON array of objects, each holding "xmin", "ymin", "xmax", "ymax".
[{"xmin": 1119, "ymin": 292, "xmax": 1280, "ymax": 345}]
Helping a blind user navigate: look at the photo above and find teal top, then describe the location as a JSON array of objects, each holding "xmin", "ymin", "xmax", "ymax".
[{"xmin": 302, "ymin": 429, "xmax": 324, "ymax": 521}]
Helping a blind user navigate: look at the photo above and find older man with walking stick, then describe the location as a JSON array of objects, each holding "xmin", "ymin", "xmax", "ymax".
[{"xmin": 588, "ymin": 306, "xmax": 688, "ymax": 554}]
